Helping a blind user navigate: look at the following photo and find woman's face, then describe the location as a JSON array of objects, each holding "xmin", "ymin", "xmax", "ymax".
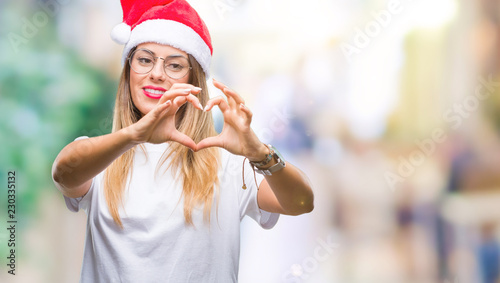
[{"xmin": 129, "ymin": 42, "xmax": 191, "ymax": 116}]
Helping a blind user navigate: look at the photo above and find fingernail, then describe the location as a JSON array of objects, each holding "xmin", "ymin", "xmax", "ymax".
[
  {"xmin": 184, "ymin": 89, "xmax": 191, "ymax": 94},
  {"xmin": 198, "ymin": 103, "xmax": 203, "ymax": 110},
  {"xmin": 203, "ymin": 105, "xmax": 209, "ymax": 111},
  {"xmin": 194, "ymin": 87, "xmax": 202, "ymax": 91}
]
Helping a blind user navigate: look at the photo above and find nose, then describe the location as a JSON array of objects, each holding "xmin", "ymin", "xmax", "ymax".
[{"xmin": 149, "ymin": 58, "xmax": 166, "ymax": 81}]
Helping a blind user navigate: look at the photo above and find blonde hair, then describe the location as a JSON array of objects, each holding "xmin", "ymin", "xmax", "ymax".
[{"xmin": 104, "ymin": 49, "xmax": 220, "ymax": 228}]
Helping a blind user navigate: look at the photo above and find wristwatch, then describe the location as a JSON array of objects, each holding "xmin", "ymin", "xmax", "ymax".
[{"xmin": 251, "ymin": 144, "xmax": 286, "ymax": 175}]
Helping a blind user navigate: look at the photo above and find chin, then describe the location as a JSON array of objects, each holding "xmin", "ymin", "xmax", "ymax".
[{"xmin": 132, "ymin": 94, "xmax": 154, "ymax": 117}]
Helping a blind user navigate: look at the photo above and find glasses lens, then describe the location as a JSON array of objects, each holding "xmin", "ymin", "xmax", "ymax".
[
  {"xmin": 130, "ymin": 50, "xmax": 154, "ymax": 74},
  {"xmin": 164, "ymin": 55, "xmax": 190, "ymax": 79}
]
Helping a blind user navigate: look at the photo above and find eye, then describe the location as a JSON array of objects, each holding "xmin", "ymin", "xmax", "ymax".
[
  {"xmin": 166, "ymin": 63, "xmax": 185, "ymax": 72},
  {"xmin": 138, "ymin": 57, "xmax": 153, "ymax": 64}
]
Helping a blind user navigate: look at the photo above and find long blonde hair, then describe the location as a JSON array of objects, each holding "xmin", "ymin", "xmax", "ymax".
[{"xmin": 104, "ymin": 48, "xmax": 220, "ymax": 228}]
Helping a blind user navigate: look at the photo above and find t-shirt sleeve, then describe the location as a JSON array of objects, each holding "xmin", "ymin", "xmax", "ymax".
[
  {"xmin": 63, "ymin": 177, "xmax": 95, "ymax": 212},
  {"xmin": 238, "ymin": 156, "xmax": 280, "ymax": 229},
  {"xmin": 54, "ymin": 136, "xmax": 95, "ymax": 213}
]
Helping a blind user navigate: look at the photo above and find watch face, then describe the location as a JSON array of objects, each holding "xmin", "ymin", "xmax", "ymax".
[{"xmin": 270, "ymin": 145, "xmax": 284, "ymax": 161}]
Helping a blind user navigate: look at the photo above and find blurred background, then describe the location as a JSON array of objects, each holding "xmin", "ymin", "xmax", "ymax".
[{"xmin": 1, "ymin": 0, "xmax": 500, "ymax": 282}]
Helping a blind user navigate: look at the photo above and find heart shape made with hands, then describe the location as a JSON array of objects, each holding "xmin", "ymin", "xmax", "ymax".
[{"xmin": 158, "ymin": 79, "xmax": 261, "ymax": 156}]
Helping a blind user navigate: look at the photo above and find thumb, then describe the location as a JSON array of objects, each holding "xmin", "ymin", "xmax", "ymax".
[
  {"xmin": 170, "ymin": 130, "xmax": 197, "ymax": 151},
  {"xmin": 196, "ymin": 136, "xmax": 223, "ymax": 151}
]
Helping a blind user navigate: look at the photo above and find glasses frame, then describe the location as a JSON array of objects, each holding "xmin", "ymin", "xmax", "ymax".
[{"xmin": 128, "ymin": 48, "xmax": 192, "ymax": 80}]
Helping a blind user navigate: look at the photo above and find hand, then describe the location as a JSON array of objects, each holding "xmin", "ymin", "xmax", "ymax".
[
  {"xmin": 196, "ymin": 79, "xmax": 268, "ymax": 160},
  {"xmin": 125, "ymin": 83, "xmax": 203, "ymax": 150}
]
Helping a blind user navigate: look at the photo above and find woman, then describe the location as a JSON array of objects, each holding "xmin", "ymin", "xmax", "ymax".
[{"xmin": 52, "ymin": 0, "xmax": 314, "ymax": 282}]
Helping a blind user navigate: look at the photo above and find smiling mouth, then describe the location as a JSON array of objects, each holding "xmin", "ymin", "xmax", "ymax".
[{"xmin": 143, "ymin": 88, "xmax": 165, "ymax": 99}]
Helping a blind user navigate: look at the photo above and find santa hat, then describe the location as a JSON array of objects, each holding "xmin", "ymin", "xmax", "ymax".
[{"xmin": 111, "ymin": 0, "xmax": 212, "ymax": 77}]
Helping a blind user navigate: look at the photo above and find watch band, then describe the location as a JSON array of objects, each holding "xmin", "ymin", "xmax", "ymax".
[
  {"xmin": 252, "ymin": 144, "xmax": 286, "ymax": 175},
  {"xmin": 254, "ymin": 155, "xmax": 286, "ymax": 175},
  {"xmin": 249, "ymin": 144, "xmax": 274, "ymax": 167}
]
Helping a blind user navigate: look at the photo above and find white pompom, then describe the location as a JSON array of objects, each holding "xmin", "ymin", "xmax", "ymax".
[{"xmin": 110, "ymin": 23, "xmax": 131, "ymax": 45}]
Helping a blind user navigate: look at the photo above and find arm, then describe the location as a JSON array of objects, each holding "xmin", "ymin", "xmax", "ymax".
[
  {"xmin": 52, "ymin": 129, "xmax": 136, "ymax": 198},
  {"xmin": 197, "ymin": 79, "xmax": 314, "ymax": 215},
  {"xmin": 52, "ymin": 84, "xmax": 203, "ymax": 198},
  {"xmin": 252, "ymin": 148, "xmax": 314, "ymax": 216}
]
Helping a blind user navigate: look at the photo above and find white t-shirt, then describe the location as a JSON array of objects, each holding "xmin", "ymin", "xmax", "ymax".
[{"xmin": 62, "ymin": 141, "xmax": 279, "ymax": 283}]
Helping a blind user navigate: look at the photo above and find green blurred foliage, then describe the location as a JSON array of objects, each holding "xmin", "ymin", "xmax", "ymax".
[{"xmin": 0, "ymin": 0, "xmax": 116, "ymax": 258}]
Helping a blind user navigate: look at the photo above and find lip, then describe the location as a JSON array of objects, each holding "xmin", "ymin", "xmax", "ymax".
[
  {"xmin": 143, "ymin": 85, "xmax": 167, "ymax": 99},
  {"xmin": 144, "ymin": 85, "xmax": 167, "ymax": 91}
]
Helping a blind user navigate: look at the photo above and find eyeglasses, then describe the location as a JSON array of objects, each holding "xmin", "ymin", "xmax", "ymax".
[{"xmin": 128, "ymin": 49, "xmax": 192, "ymax": 79}]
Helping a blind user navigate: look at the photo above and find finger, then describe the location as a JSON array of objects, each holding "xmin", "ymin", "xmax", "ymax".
[
  {"xmin": 158, "ymin": 88, "xmax": 192, "ymax": 104},
  {"xmin": 239, "ymin": 103, "xmax": 253, "ymax": 119},
  {"xmin": 170, "ymin": 130, "xmax": 197, "ymax": 151},
  {"xmin": 169, "ymin": 83, "xmax": 202, "ymax": 94},
  {"xmin": 149, "ymin": 100, "xmax": 172, "ymax": 119},
  {"xmin": 171, "ymin": 94, "xmax": 203, "ymax": 111},
  {"xmin": 185, "ymin": 94, "xmax": 203, "ymax": 110},
  {"xmin": 137, "ymin": 101, "xmax": 171, "ymax": 133},
  {"xmin": 204, "ymin": 96, "xmax": 229, "ymax": 112},
  {"xmin": 212, "ymin": 79, "xmax": 236, "ymax": 107},
  {"xmin": 213, "ymin": 78, "xmax": 245, "ymax": 105},
  {"xmin": 196, "ymin": 136, "xmax": 224, "ymax": 151},
  {"xmin": 212, "ymin": 78, "xmax": 228, "ymax": 92},
  {"xmin": 172, "ymin": 95, "xmax": 187, "ymax": 108}
]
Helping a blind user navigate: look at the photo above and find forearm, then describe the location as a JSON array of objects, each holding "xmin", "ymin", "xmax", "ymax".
[
  {"xmin": 52, "ymin": 128, "xmax": 137, "ymax": 193},
  {"xmin": 248, "ymin": 144, "xmax": 314, "ymax": 215},
  {"xmin": 264, "ymin": 163, "xmax": 314, "ymax": 215}
]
